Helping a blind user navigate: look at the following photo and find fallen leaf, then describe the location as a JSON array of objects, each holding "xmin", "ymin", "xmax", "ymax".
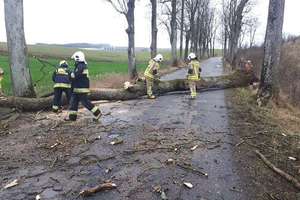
[
  {"xmin": 4, "ymin": 179, "xmax": 19, "ymax": 189},
  {"xmin": 183, "ymin": 182, "xmax": 193, "ymax": 189},
  {"xmin": 110, "ymin": 139, "xmax": 123, "ymax": 145},
  {"xmin": 153, "ymin": 185, "xmax": 162, "ymax": 193}
]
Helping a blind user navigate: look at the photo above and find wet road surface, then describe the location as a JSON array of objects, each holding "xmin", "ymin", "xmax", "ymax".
[{"xmin": 0, "ymin": 57, "xmax": 252, "ymax": 200}]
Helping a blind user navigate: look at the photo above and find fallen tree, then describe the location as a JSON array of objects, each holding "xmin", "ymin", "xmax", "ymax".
[{"xmin": 0, "ymin": 71, "xmax": 254, "ymax": 111}]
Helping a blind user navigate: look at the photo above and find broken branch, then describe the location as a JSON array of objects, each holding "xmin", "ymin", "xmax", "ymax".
[
  {"xmin": 255, "ymin": 150, "xmax": 300, "ymax": 190},
  {"xmin": 79, "ymin": 182, "xmax": 117, "ymax": 197}
]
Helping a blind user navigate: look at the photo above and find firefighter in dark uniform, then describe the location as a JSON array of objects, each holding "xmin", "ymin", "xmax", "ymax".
[
  {"xmin": 52, "ymin": 60, "xmax": 72, "ymax": 113},
  {"xmin": 65, "ymin": 51, "xmax": 102, "ymax": 121}
]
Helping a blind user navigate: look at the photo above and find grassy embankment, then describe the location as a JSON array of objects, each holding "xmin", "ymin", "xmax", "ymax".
[{"xmin": 0, "ymin": 43, "xmax": 172, "ymax": 96}]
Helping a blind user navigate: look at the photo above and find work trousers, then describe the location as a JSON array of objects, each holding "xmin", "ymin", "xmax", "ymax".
[
  {"xmin": 68, "ymin": 93, "xmax": 100, "ymax": 121},
  {"xmin": 189, "ymin": 81, "xmax": 197, "ymax": 98},
  {"xmin": 52, "ymin": 87, "xmax": 71, "ymax": 111},
  {"xmin": 146, "ymin": 78, "xmax": 154, "ymax": 97}
]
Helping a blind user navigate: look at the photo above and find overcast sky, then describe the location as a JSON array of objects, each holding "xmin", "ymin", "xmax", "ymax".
[{"xmin": 0, "ymin": 0, "xmax": 299, "ymax": 48}]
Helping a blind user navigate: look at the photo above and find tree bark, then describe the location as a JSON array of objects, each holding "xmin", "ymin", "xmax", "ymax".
[
  {"xmin": 126, "ymin": 0, "xmax": 137, "ymax": 79},
  {"xmin": 179, "ymin": 0, "xmax": 185, "ymax": 59},
  {"xmin": 0, "ymin": 71, "xmax": 255, "ymax": 111},
  {"xmin": 184, "ymin": 27, "xmax": 190, "ymax": 60},
  {"xmin": 170, "ymin": 0, "xmax": 178, "ymax": 65},
  {"xmin": 150, "ymin": 0, "xmax": 158, "ymax": 58},
  {"xmin": 4, "ymin": 0, "xmax": 36, "ymax": 97},
  {"xmin": 258, "ymin": 0, "xmax": 285, "ymax": 105}
]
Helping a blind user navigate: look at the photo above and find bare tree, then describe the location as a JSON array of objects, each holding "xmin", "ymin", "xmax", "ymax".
[
  {"xmin": 4, "ymin": 0, "xmax": 36, "ymax": 97},
  {"xmin": 248, "ymin": 17, "xmax": 258, "ymax": 48},
  {"xmin": 105, "ymin": 0, "xmax": 137, "ymax": 79},
  {"xmin": 150, "ymin": 0, "xmax": 158, "ymax": 58},
  {"xmin": 222, "ymin": 0, "xmax": 252, "ymax": 66},
  {"xmin": 170, "ymin": 0, "xmax": 178, "ymax": 65},
  {"xmin": 258, "ymin": 0, "xmax": 285, "ymax": 105},
  {"xmin": 179, "ymin": 0, "xmax": 185, "ymax": 59}
]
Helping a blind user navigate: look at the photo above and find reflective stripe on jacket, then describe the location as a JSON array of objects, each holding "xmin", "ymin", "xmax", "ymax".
[
  {"xmin": 187, "ymin": 60, "xmax": 201, "ymax": 81},
  {"xmin": 144, "ymin": 59, "xmax": 160, "ymax": 79},
  {"xmin": 53, "ymin": 67, "xmax": 71, "ymax": 88},
  {"xmin": 72, "ymin": 62, "xmax": 90, "ymax": 93}
]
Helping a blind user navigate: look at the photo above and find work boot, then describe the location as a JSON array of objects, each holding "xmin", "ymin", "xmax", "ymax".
[
  {"xmin": 190, "ymin": 96, "xmax": 196, "ymax": 100},
  {"xmin": 93, "ymin": 109, "xmax": 102, "ymax": 122},
  {"xmin": 64, "ymin": 113, "xmax": 77, "ymax": 121},
  {"xmin": 148, "ymin": 95, "xmax": 156, "ymax": 99}
]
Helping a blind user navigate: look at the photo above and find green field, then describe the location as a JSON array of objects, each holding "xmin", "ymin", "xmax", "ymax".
[{"xmin": 0, "ymin": 43, "xmax": 173, "ymax": 96}]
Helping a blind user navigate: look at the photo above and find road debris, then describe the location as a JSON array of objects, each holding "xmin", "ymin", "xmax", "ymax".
[
  {"xmin": 183, "ymin": 182, "xmax": 193, "ymax": 189},
  {"xmin": 288, "ymin": 157, "xmax": 297, "ymax": 161},
  {"xmin": 190, "ymin": 145, "xmax": 199, "ymax": 151},
  {"xmin": 35, "ymin": 194, "xmax": 41, "ymax": 200},
  {"xmin": 161, "ymin": 190, "xmax": 168, "ymax": 200},
  {"xmin": 177, "ymin": 162, "xmax": 208, "ymax": 177},
  {"xmin": 166, "ymin": 158, "xmax": 175, "ymax": 165},
  {"xmin": 4, "ymin": 179, "xmax": 19, "ymax": 189},
  {"xmin": 105, "ymin": 168, "xmax": 112, "ymax": 173},
  {"xmin": 110, "ymin": 138, "xmax": 124, "ymax": 145},
  {"xmin": 79, "ymin": 181, "xmax": 117, "ymax": 197},
  {"xmin": 255, "ymin": 150, "xmax": 300, "ymax": 190},
  {"xmin": 153, "ymin": 185, "xmax": 168, "ymax": 200}
]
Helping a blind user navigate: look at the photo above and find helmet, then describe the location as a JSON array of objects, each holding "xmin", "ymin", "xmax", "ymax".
[
  {"xmin": 59, "ymin": 60, "xmax": 68, "ymax": 68},
  {"xmin": 153, "ymin": 54, "xmax": 163, "ymax": 62},
  {"xmin": 71, "ymin": 51, "xmax": 86, "ymax": 63},
  {"xmin": 188, "ymin": 53, "xmax": 196, "ymax": 60}
]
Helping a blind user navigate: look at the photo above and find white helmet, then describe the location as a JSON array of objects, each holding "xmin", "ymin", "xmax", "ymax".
[
  {"xmin": 153, "ymin": 54, "xmax": 164, "ymax": 62},
  {"xmin": 188, "ymin": 53, "xmax": 196, "ymax": 60},
  {"xmin": 71, "ymin": 51, "xmax": 86, "ymax": 63}
]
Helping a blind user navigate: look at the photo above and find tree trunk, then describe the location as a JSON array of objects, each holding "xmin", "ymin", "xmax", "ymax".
[
  {"xmin": 0, "ymin": 71, "xmax": 255, "ymax": 111},
  {"xmin": 4, "ymin": 0, "xmax": 36, "ymax": 97},
  {"xmin": 150, "ymin": 0, "xmax": 158, "ymax": 58},
  {"xmin": 184, "ymin": 27, "xmax": 190, "ymax": 60},
  {"xmin": 258, "ymin": 0, "xmax": 285, "ymax": 105},
  {"xmin": 126, "ymin": 0, "xmax": 137, "ymax": 79},
  {"xmin": 179, "ymin": 0, "xmax": 185, "ymax": 59},
  {"xmin": 170, "ymin": 0, "xmax": 178, "ymax": 65}
]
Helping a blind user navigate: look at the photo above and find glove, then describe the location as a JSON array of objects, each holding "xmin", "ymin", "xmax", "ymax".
[
  {"xmin": 188, "ymin": 68, "xmax": 193, "ymax": 75},
  {"xmin": 199, "ymin": 68, "xmax": 202, "ymax": 73},
  {"xmin": 153, "ymin": 69, "xmax": 158, "ymax": 75},
  {"xmin": 71, "ymin": 72, "xmax": 75, "ymax": 79}
]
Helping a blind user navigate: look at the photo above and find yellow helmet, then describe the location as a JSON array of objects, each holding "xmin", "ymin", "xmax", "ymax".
[{"xmin": 59, "ymin": 60, "xmax": 68, "ymax": 68}]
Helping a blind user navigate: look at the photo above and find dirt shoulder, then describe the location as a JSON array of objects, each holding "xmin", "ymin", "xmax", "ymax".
[{"xmin": 227, "ymin": 88, "xmax": 300, "ymax": 200}]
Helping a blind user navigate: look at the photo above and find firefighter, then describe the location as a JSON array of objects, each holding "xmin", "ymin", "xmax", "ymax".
[
  {"xmin": 52, "ymin": 60, "xmax": 72, "ymax": 113},
  {"xmin": 144, "ymin": 54, "xmax": 163, "ymax": 99},
  {"xmin": 0, "ymin": 67, "xmax": 4, "ymax": 95},
  {"xmin": 187, "ymin": 53, "xmax": 201, "ymax": 99},
  {"xmin": 65, "ymin": 51, "xmax": 101, "ymax": 121}
]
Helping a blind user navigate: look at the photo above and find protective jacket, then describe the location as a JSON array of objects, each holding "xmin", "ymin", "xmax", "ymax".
[
  {"xmin": 72, "ymin": 61, "xmax": 90, "ymax": 93},
  {"xmin": 187, "ymin": 60, "xmax": 201, "ymax": 81},
  {"xmin": 52, "ymin": 67, "xmax": 71, "ymax": 88},
  {"xmin": 144, "ymin": 59, "xmax": 160, "ymax": 80}
]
